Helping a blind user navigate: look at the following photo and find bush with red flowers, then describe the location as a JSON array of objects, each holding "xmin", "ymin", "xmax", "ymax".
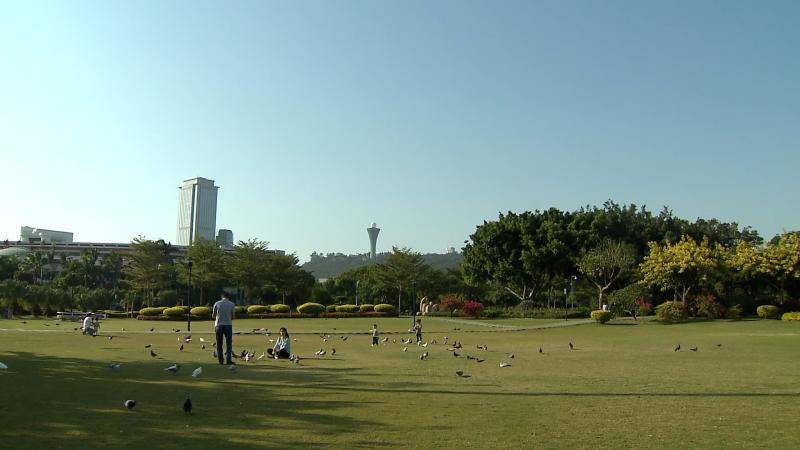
[{"xmin": 461, "ymin": 300, "xmax": 484, "ymax": 318}]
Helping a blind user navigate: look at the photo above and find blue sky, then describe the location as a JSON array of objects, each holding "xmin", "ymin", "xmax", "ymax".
[{"xmin": 1, "ymin": 1, "xmax": 798, "ymax": 261}]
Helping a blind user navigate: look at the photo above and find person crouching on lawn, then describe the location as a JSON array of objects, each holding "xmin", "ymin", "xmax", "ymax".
[
  {"xmin": 82, "ymin": 313, "xmax": 97, "ymax": 336},
  {"xmin": 268, "ymin": 327, "xmax": 291, "ymax": 359}
]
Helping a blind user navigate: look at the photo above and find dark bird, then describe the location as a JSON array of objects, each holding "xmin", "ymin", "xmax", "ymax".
[
  {"xmin": 455, "ymin": 370, "xmax": 464, "ymax": 377},
  {"xmin": 240, "ymin": 350, "xmax": 248, "ymax": 358},
  {"xmin": 174, "ymin": 329, "xmax": 180, "ymax": 333},
  {"xmin": 73, "ymin": 327, "xmax": 78, "ymax": 331},
  {"xmin": 419, "ymin": 351, "xmax": 428, "ymax": 360},
  {"xmin": 183, "ymin": 396, "xmax": 192, "ymax": 414},
  {"xmin": 477, "ymin": 345, "xmax": 487, "ymax": 351},
  {"xmin": 539, "ymin": 347, "xmax": 543, "ymax": 354},
  {"xmin": 674, "ymin": 344, "xmax": 681, "ymax": 352},
  {"xmin": 332, "ymin": 348, "xmax": 336, "ymax": 356},
  {"xmin": 453, "ymin": 352, "xmax": 460, "ymax": 357},
  {"xmin": 149, "ymin": 328, "xmax": 154, "ymax": 332},
  {"xmin": 145, "ymin": 344, "xmax": 152, "ymax": 348},
  {"xmin": 108, "ymin": 336, "xmax": 113, "ymax": 340},
  {"xmin": 201, "ymin": 344, "xmax": 206, "ymax": 350},
  {"xmin": 466, "ymin": 355, "xmax": 475, "ymax": 360},
  {"xmin": 716, "ymin": 344, "xmax": 722, "ymax": 347},
  {"xmin": 124, "ymin": 399, "xmax": 136, "ymax": 410},
  {"xmin": 508, "ymin": 353, "xmax": 515, "ymax": 359},
  {"xmin": 476, "ymin": 358, "xmax": 484, "ymax": 363},
  {"xmin": 179, "ymin": 344, "xmax": 184, "ymax": 351},
  {"xmin": 150, "ymin": 349, "xmax": 157, "ymax": 358},
  {"xmin": 690, "ymin": 346, "xmax": 698, "ymax": 352},
  {"xmin": 109, "ymin": 362, "xmax": 121, "ymax": 371},
  {"xmin": 342, "ymin": 336, "xmax": 348, "ymax": 341},
  {"xmin": 568, "ymin": 342, "xmax": 574, "ymax": 350}
]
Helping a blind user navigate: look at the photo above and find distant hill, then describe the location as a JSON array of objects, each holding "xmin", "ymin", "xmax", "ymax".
[{"xmin": 302, "ymin": 251, "xmax": 463, "ymax": 279}]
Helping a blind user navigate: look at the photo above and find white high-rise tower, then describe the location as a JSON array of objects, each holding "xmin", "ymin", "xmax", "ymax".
[
  {"xmin": 367, "ymin": 222, "xmax": 380, "ymax": 258},
  {"xmin": 177, "ymin": 177, "xmax": 219, "ymax": 245}
]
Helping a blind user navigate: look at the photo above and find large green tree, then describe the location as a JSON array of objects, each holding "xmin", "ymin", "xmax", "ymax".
[
  {"xmin": 377, "ymin": 247, "xmax": 429, "ymax": 311},
  {"xmin": 177, "ymin": 238, "xmax": 228, "ymax": 306},
  {"xmin": 577, "ymin": 240, "xmax": 637, "ymax": 308},
  {"xmin": 123, "ymin": 237, "xmax": 175, "ymax": 309}
]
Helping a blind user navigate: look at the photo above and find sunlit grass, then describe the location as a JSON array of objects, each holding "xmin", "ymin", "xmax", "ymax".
[{"xmin": 1, "ymin": 317, "xmax": 798, "ymax": 449}]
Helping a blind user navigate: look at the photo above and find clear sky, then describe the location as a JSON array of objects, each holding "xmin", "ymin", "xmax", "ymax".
[{"xmin": 1, "ymin": 1, "xmax": 798, "ymax": 261}]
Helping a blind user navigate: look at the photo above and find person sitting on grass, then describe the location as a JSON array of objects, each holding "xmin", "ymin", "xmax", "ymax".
[
  {"xmin": 81, "ymin": 313, "xmax": 97, "ymax": 336},
  {"xmin": 267, "ymin": 327, "xmax": 291, "ymax": 359}
]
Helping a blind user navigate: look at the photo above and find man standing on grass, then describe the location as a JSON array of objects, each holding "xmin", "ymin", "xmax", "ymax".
[{"xmin": 212, "ymin": 292, "xmax": 235, "ymax": 365}]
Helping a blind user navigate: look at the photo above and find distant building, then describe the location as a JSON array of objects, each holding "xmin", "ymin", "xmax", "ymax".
[
  {"xmin": 216, "ymin": 229, "xmax": 234, "ymax": 249},
  {"xmin": 367, "ymin": 222, "xmax": 380, "ymax": 259},
  {"xmin": 20, "ymin": 226, "xmax": 73, "ymax": 244},
  {"xmin": 446, "ymin": 246, "xmax": 456, "ymax": 254},
  {"xmin": 177, "ymin": 177, "xmax": 218, "ymax": 245}
]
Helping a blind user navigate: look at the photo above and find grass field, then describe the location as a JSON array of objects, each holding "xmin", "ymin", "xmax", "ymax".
[{"xmin": 0, "ymin": 316, "xmax": 798, "ymax": 449}]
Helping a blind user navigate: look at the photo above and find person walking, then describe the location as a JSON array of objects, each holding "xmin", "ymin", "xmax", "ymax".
[
  {"xmin": 212, "ymin": 292, "xmax": 235, "ymax": 365},
  {"xmin": 414, "ymin": 319, "xmax": 423, "ymax": 343},
  {"xmin": 371, "ymin": 324, "xmax": 379, "ymax": 346}
]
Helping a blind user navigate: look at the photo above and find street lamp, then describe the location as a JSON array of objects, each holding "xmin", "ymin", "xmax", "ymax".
[
  {"xmin": 187, "ymin": 259, "xmax": 193, "ymax": 332},
  {"xmin": 410, "ymin": 280, "xmax": 417, "ymax": 327},
  {"xmin": 355, "ymin": 280, "xmax": 360, "ymax": 306}
]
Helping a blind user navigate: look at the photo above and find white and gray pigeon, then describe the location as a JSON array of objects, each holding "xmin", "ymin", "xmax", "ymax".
[
  {"xmin": 0, "ymin": 362, "xmax": 8, "ymax": 370},
  {"xmin": 164, "ymin": 364, "xmax": 180, "ymax": 373},
  {"xmin": 191, "ymin": 367, "xmax": 202, "ymax": 378},
  {"xmin": 499, "ymin": 361, "xmax": 511, "ymax": 368},
  {"xmin": 109, "ymin": 362, "xmax": 121, "ymax": 371},
  {"xmin": 124, "ymin": 399, "xmax": 136, "ymax": 410}
]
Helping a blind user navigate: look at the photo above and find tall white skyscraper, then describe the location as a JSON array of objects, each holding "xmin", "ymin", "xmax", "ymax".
[
  {"xmin": 367, "ymin": 222, "xmax": 380, "ymax": 258},
  {"xmin": 177, "ymin": 177, "xmax": 219, "ymax": 245}
]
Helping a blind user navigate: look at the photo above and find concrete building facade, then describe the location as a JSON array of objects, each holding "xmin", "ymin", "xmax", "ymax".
[{"xmin": 177, "ymin": 177, "xmax": 218, "ymax": 245}]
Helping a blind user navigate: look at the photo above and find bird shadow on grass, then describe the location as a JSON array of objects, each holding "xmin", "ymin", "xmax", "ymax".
[{"xmin": 0, "ymin": 351, "xmax": 391, "ymax": 449}]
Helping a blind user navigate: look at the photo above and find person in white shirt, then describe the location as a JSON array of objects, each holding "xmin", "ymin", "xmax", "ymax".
[{"xmin": 82, "ymin": 313, "xmax": 96, "ymax": 335}]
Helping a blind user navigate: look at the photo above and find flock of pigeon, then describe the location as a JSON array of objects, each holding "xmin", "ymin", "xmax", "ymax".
[{"xmin": 0, "ymin": 323, "xmax": 726, "ymax": 414}]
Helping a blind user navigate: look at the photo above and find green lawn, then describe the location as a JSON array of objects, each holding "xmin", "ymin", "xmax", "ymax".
[{"xmin": 0, "ymin": 317, "xmax": 798, "ymax": 449}]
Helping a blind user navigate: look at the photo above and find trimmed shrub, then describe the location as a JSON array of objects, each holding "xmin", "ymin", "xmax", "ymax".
[
  {"xmin": 234, "ymin": 305, "xmax": 248, "ymax": 315},
  {"xmin": 608, "ymin": 283, "xmax": 650, "ymax": 315},
  {"xmin": 359, "ymin": 304, "xmax": 374, "ymax": 312},
  {"xmin": 334, "ymin": 295, "xmax": 349, "ymax": 304},
  {"xmin": 163, "ymin": 306, "xmax": 188, "ymax": 317},
  {"xmin": 727, "ymin": 304, "xmax": 743, "ymax": 320},
  {"xmin": 483, "ymin": 308, "xmax": 505, "ymax": 319},
  {"xmin": 374, "ymin": 304, "xmax": 395, "ymax": 314},
  {"xmin": 247, "ymin": 305, "xmax": 270, "ymax": 315},
  {"xmin": 190, "ymin": 306, "xmax": 212, "ymax": 318},
  {"xmin": 696, "ymin": 294, "xmax": 725, "ymax": 319},
  {"xmin": 634, "ymin": 298, "xmax": 654, "ymax": 316},
  {"xmin": 102, "ymin": 310, "xmax": 131, "ymax": 318},
  {"xmin": 757, "ymin": 305, "xmax": 780, "ymax": 319},
  {"xmin": 323, "ymin": 311, "xmax": 393, "ymax": 318},
  {"xmin": 590, "ymin": 310, "xmax": 614, "ymax": 323},
  {"xmin": 298, "ymin": 302, "xmax": 326, "ymax": 315},
  {"xmin": 655, "ymin": 301, "xmax": 686, "ymax": 323},
  {"xmin": 325, "ymin": 304, "xmax": 338, "ymax": 313},
  {"xmin": 270, "ymin": 304, "xmax": 290, "ymax": 313},
  {"xmin": 781, "ymin": 312, "xmax": 800, "ymax": 321},
  {"xmin": 139, "ymin": 307, "xmax": 165, "ymax": 317},
  {"xmin": 335, "ymin": 304, "xmax": 359, "ymax": 313}
]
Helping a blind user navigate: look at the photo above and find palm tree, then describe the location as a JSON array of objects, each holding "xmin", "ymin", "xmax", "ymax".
[{"xmin": 20, "ymin": 252, "xmax": 47, "ymax": 284}]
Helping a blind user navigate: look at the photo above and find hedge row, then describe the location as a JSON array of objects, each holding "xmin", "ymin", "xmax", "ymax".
[
  {"xmin": 757, "ymin": 305, "xmax": 780, "ymax": 319},
  {"xmin": 136, "ymin": 311, "xmax": 396, "ymax": 321},
  {"xmin": 782, "ymin": 312, "xmax": 800, "ymax": 321}
]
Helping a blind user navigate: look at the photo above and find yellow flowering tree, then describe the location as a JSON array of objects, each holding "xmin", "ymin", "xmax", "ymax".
[{"xmin": 639, "ymin": 236, "xmax": 719, "ymax": 306}]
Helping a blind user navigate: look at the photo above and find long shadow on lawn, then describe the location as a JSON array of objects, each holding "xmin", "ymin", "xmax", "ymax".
[{"xmin": 0, "ymin": 351, "xmax": 389, "ymax": 449}]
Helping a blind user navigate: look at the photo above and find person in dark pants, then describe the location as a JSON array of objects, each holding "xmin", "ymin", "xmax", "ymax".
[
  {"xmin": 212, "ymin": 292, "xmax": 236, "ymax": 365},
  {"xmin": 267, "ymin": 327, "xmax": 291, "ymax": 359},
  {"xmin": 414, "ymin": 319, "xmax": 422, "ymax": 343}
]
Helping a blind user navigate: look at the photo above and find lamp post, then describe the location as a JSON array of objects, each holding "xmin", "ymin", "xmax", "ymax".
[
  {"xmin": 355, "ymin": 280, "xmax": 360, "ymax": 306},
  {"xmin": 410, "ymin": 280, "xmax": 417, "ymax": 328},
  {"xmin": 187, "ymin": 259, "xmax": 193, "ymax": 332}
]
